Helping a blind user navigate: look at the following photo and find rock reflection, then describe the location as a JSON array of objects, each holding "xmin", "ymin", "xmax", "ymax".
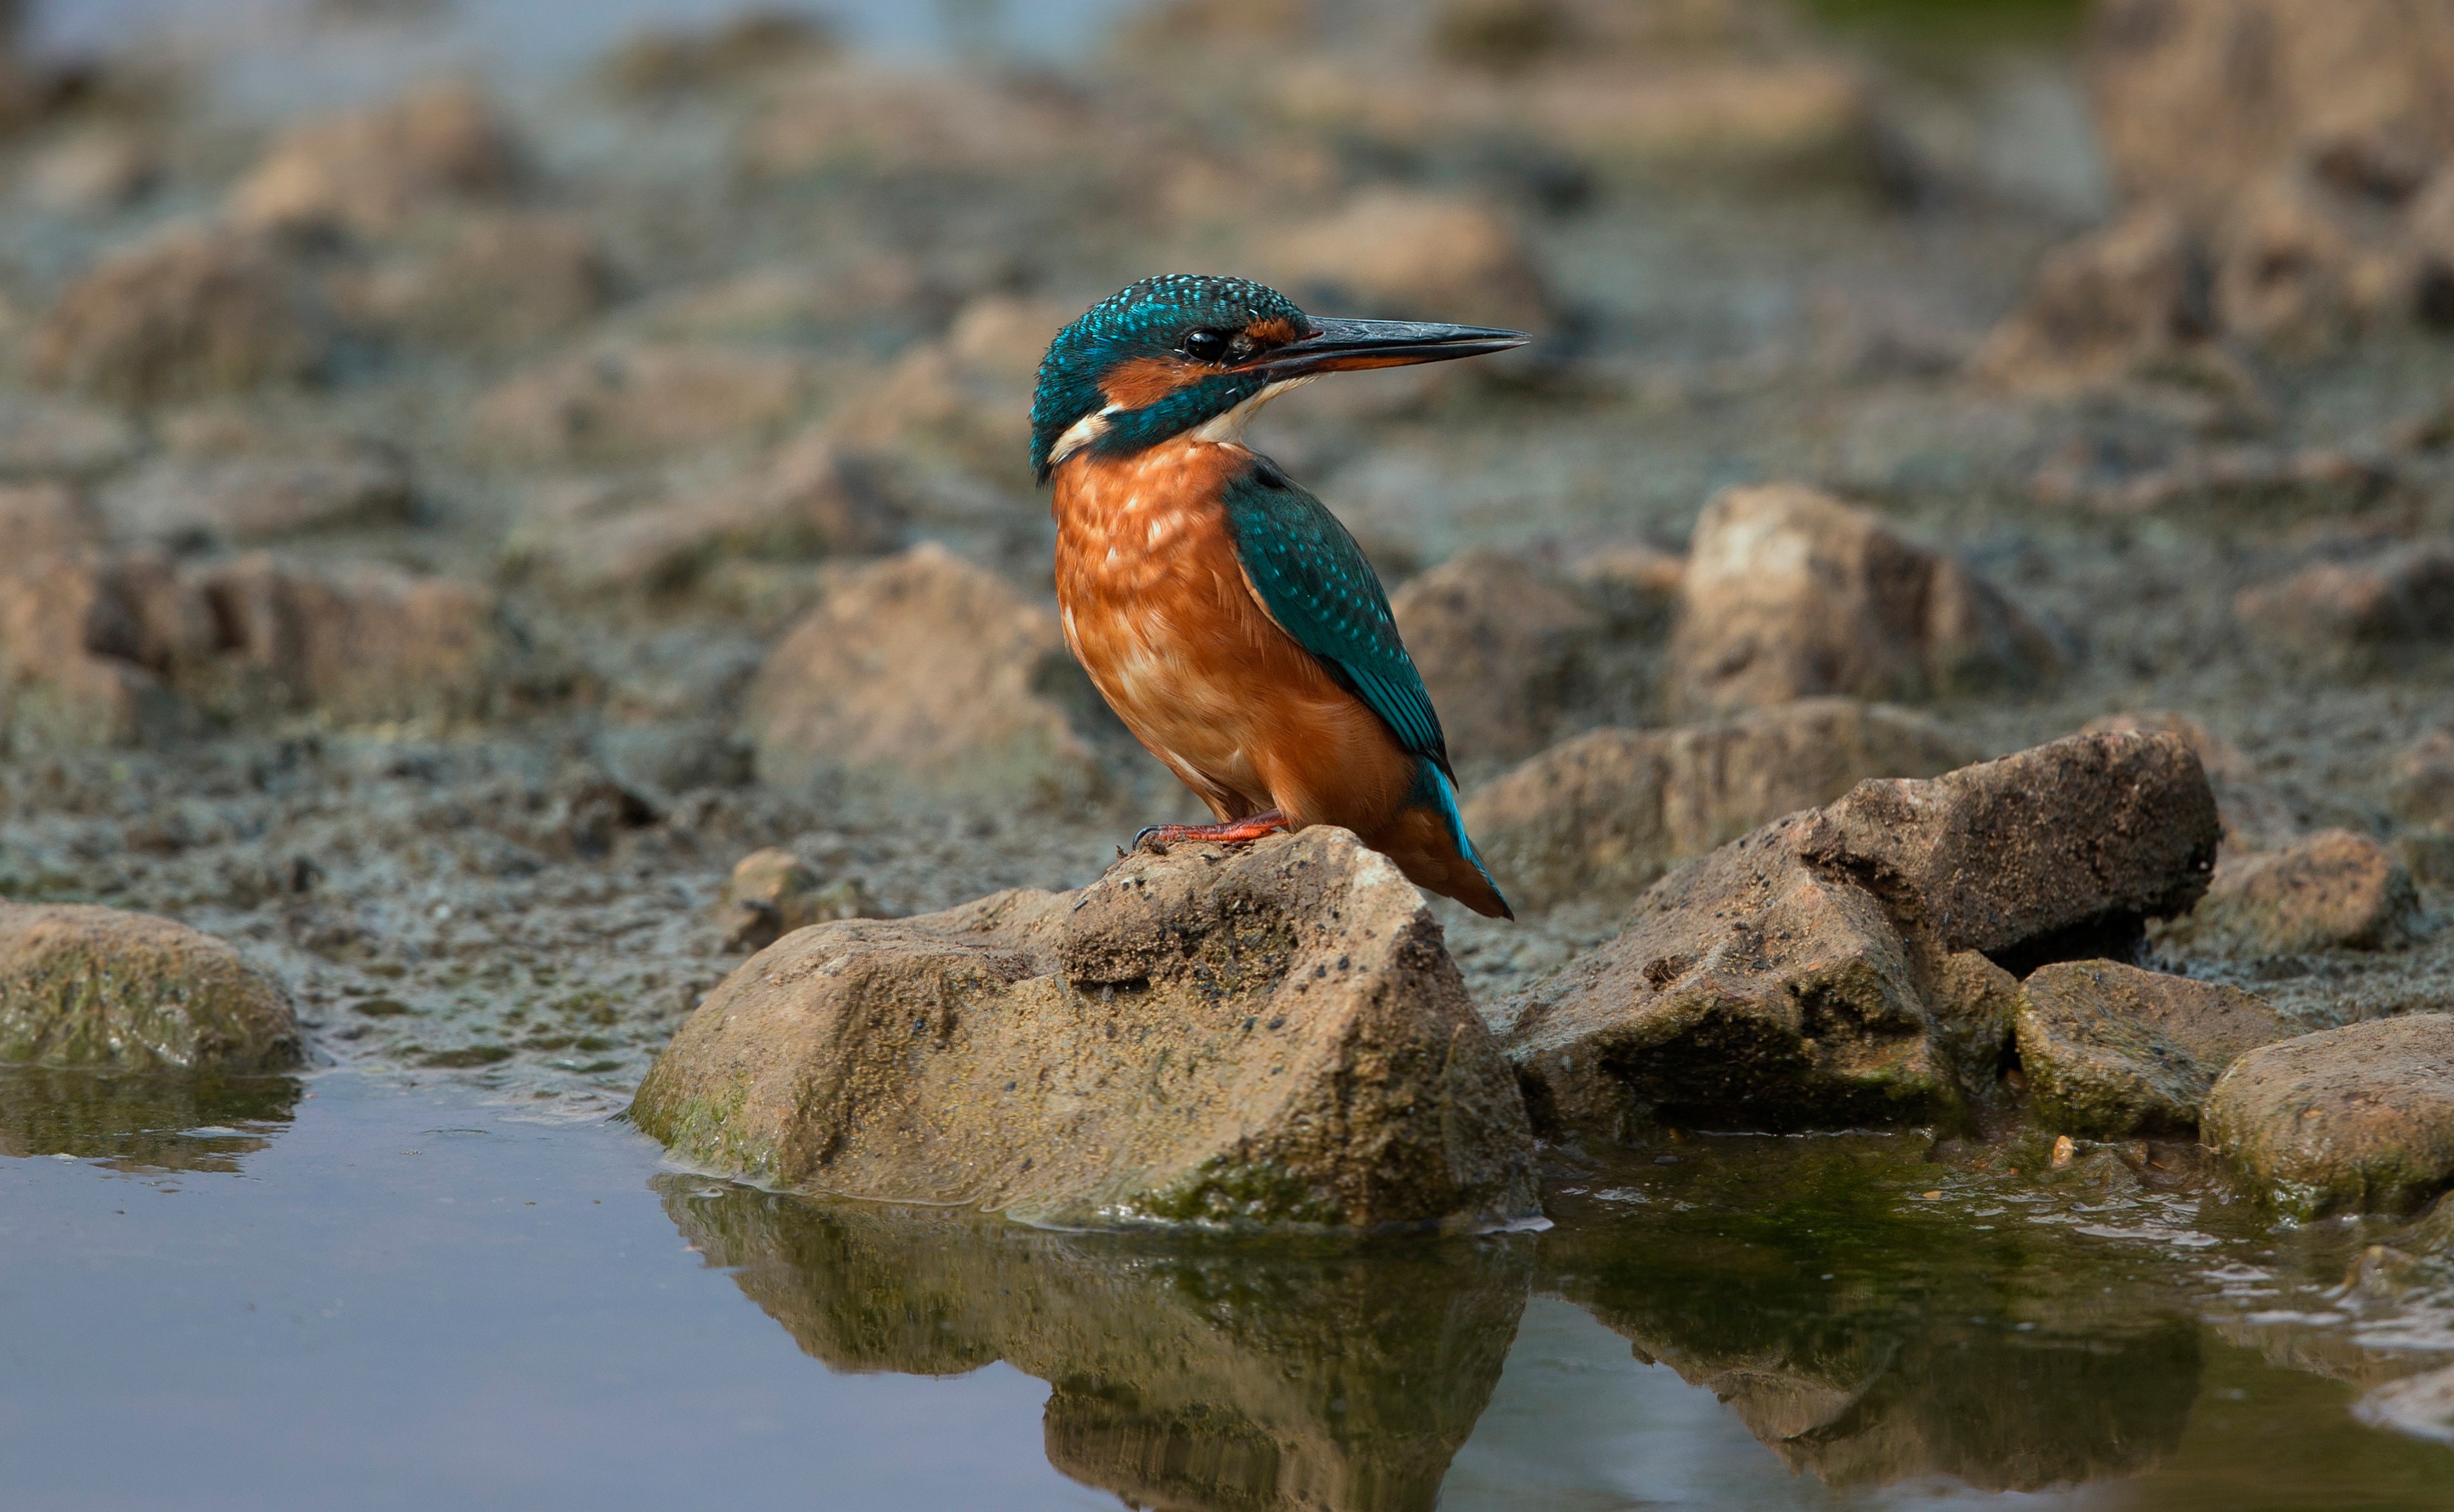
[
  {"xmin": 659, "ymin": 1179, "xmax": 1532, "ymax": 1511},
  {"xmin": 1543, "ymin": 1138, "xmax": 2203, "ymax": 1493},
  {"xmin": 0, "ymin": 1067, "xmax": 301, "ymax": 1172}
]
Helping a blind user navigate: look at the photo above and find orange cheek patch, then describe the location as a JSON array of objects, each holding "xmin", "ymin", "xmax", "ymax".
[
  {"xmin": 1100, "ymin": 355, "xmax": 1203, "ymax": 410},
  {"xmin": 1246, "ymin": 317, "xmax": 1300, "ymax": 345}
]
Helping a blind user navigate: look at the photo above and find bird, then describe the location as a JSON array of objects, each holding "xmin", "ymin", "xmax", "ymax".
[{"xmin": 1032, "ymin": 273, "xmax": 1525, "ymax": 920}]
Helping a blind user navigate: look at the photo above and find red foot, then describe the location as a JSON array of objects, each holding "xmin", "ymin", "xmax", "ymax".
[{"xmin": 1134, "ymin": 809, "xmax": 1289, "ymax": 854}]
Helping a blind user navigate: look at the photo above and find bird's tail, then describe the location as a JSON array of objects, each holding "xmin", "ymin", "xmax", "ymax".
[{"xmin": 1408, "ymin": 760, "xmax": 1514, "ymax": 921}]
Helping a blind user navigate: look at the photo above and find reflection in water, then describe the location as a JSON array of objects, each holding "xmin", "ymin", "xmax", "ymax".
[
  {"xmin": 659, "ymin": 1179, "xmax": 1532, "ymax": 1512},
  {"xmin": 1541, "ymin": 1136, "xmax": 2203, "ymax": 1493},
  {"xmin": 0, "ymin": 1067, "xmax": 301, "ymax": 1172}
]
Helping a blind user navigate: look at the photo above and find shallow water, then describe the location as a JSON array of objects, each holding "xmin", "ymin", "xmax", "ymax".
[{"xmin": 7, "ymin": 1069, "xmax": 2452, "ymax": 1509}]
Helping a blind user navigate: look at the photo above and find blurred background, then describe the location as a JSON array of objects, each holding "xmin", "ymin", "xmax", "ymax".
[{"xmin": 0, "ymin": 0, "xmax": 2448, "ymax": 1097}]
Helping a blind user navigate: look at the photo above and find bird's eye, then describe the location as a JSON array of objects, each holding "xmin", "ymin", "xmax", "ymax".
[{"xmin": 1181, "ymin": 329, "xmax": 1230, "ymax": 362}]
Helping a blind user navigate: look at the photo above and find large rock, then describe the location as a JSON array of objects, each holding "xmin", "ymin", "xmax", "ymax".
[
  {"xmin": 1501, "ymin": 732, "xmax": 2222, "ymax": 1139},
  {"xmin": 631, "ymin": 826, "xmax": 1540, "ymax": 1231},
  {"xmin": 2013, "ymin": 959, "xmax": 2291, "ymax": 1137},
  {"xmin": 1799, "ymin": 731, "xmax": 2221, "ymax": 969},
  {"xmin": 26, "ymin": 227, "xmax": 330, "ymax": 406},
  {"xmin": 95, "ymin": 449, "xmax": 411, "ymax": 549},
  {"xmin": 470, "ymin": 343, "xmax": 809, "ymax": 465},
  {"xmin": 0, "ymin": 903, "xmax": 302, "ymax": 1071},
  {"xmin": 661, "ymin": 1183, "xmax": 1526, "ymax": 1509},
  {"xmin": 2233, "ymin": 541, "xmax": 2454, "ymax": 665},
  {"xmin": 228, "ymin": 81, "xmax": 521, "ymax": 237},
  {"xmin": 1387, "ymin": 548, "xmax": 1608, "ymax": 767},
  {"xmin": 1502, "ymin": 812, "xmax": 1957, "ymax": 1137},
  {"xmin": 1464, "ymin": 699, "xmax": 1977, "ymax": 912},
  {"xmin": 1251, "ymin": 189, "xmax": 1552, "ymax": 334},
  {"xmin": 1668, "ymin": 484, "xmax": 2058, "ymax": 716},
  {"xmin": 2203, "ymin": 1015, "xmax": 2454, "ymax": 1217},
  {"xmin": 2160, "ymin": 828, "xmax": 2420, "ymax": 957},
  {"xmin": 2081, "ymin": 710, "xmax": 2300, "ymax": 853},
  {"xmin": 742, "ymin": 543, "xmax": 1104, "ymax": 802}
]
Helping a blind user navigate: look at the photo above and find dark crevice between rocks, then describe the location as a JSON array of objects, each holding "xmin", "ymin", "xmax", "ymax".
[{"xmin": 1984, "ymin": 911, "xmax": 2151, "ymax": 980}]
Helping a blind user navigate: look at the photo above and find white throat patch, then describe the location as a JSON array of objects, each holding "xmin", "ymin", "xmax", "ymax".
[{"xmin": 1190, "ymin": 375, "xmax": 1315, "ymax": 446}]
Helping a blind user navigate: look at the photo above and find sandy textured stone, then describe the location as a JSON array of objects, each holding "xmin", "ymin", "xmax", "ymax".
[
  {"xmin": 471, "ymin": 343, "xmax": 809, "ymax": 465},
  {"xmin": 1800, "ymin": 731, "xmax": 2221, "ymax": 969},
  {"xmin": 2082, "ymin": 710, "xmax": 2300, "ymax": 853},
  {"xmin": 2163, "ymin": 829, "xmax": 2419, "ymax": 957},
  {"xmin": 2204, "ymin": 1015, "xmax": 2454, "ymax": 1217},
  {"xmin": 0, "ymin": 903, "xmax": 302, "ymax": 1071},
  {"xmin": 2014, "ymin": 959, "xmax": 2290, "ymax": 1137},
  {"xmin": 1465, "ymin": 699, "xmax": 1976, "ymax": 912},
  {"xmin": 663, "ymin": 1187, "xmax": 1525, "ymax": 1509},
  {"xmin": 1669, "ymin": 483, "xmax": 2057, "ymax": 716},
  {"xmin": 229, "ymin": 81, "xmax": 520, "ymax": 236},
  {"xmin": 632, "ymin": 827, "xmax": 1539, "ymax": 1231},
  {"xmin": 714, "ymin": 847, "xmax": 873, "ymax": 952},
  {"xmin": 1503, "ymin": 812, "xmax": 1950, "ymax": 1138},
  {"xmin": 742, "ymin": 543, "xmax": 1103, "ymax": 802},
  {"xmin": 26, "ymin": 227, "xmax": 329, "ymax": 406}
]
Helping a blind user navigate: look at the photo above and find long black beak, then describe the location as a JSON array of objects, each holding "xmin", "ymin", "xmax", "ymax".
[{"xmin": 1238, "ymin": 317, "xmax": 1529, "ymax": 379}]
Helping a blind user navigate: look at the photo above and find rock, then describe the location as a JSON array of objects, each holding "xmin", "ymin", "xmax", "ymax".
[
  {"xmin": 0, "ymin": 549, "xmax": 199, "ymax": 748},
  {"xmin": 2203, "ymin": 1015, "xmax": 2454, "ymax": 1217},
  {"xmin": 326, "ymin": 211, "xmax": 607, "ymax": 350},
  {"xmin": 2390, "ymin": 730, "xmax": 2454, "ymax": 825},
  {"xmin": 1386, "ymin": 549, "xmax": 1607, "ymax": 767},
  {"xmin": 742, "ymin": 543, "xmax": 1105, "ymax": 802},
  {"xmin": 1501, "ymin": 810, "xmax": 1955, "ymax": 1137},
  {"xmin": 2162, "ymin": 829, "xmax": 2420, "ymax": 957},
  {"xmin": 2013, "ymin": 959, "xmax": 2291, "ymax": 1137},
  {"xmin": 0, "ymin": 391, "xmax": 140, "ymax": 479},
  {"xmin": 661, "ymin": 1185, "xmax": 1524, "ymax": 1509},
  {"xmin": 2233, "ymin": 541, "xmax": 2454, "ymax": 665},
  {"xmin": 2088, "ymin": 0, "xmax": 2454, "ymax": 233},
  {"xmin": 715, "ymin": 846, "xmax": 873, "ymax": 951},
  {"xmin": 21, "ymin": 127, "xmax": 161, "ymax": 214},
  {"xmin": 228, "ymin": 81, "xmax": 520, "ymax": 237},
  {"xmin": 1800, "ymin": 731, "xmax": 2221, "ymax": 969},
  {"xmin": 1251, "ymin": 188, "xmax": 1552, "ymax": 333},
  {"xmin": 2209, "ymin": 166, "xmax": 2406, "ymax": 355},
  {"xmin": 740, "ymin": 65, "xmax": 1100, "ymax": 181},
  {"xmin": 26, "ymin": 226, "xmax": 330, "ymax": 406},
  {"xmin": 0, "ymin": 481, "xmax": 99, "ymax": 560},
  {"xmin": 631, "ymin": 826, "xmax": 1540, "ymax": 1231},
  {"xmin": 1464, "ymin": 698, "xmax": 1977, "ymax": 912},
  {"xmin": 1668, "ymin": 483, "xmax": 2058, "ymax": 716},
  {"xmin": 596, "ymin": 12, "xmax": 836, "ymax": 97},
  {"xmin": 2081, "ymin": 710, "xmax": 2299, "ymax": 852},
  {"xmin": 1515, "ymin": 61, "xmax": 1874, "ymax": 171},
  {"xmin": 181, "ymin": 553, "xmax": 502, "ymax": 725},
  {"xmin": 470, "ymin": 343, "xmax": 809, "ymax": 465},
  {"xmin": 1972, "ymin": 205, "xmax": 2212, "ymax": 390},
  {"xmin": 0, "ymin": 903, "xmax": 302, "ymax": 1071},
  {"xmin": 509, "ymin": 430, "xmax": 903, "ymax": 597},
  {"xmin": 95, "ymin": 448, "xmax": 411, "ymax": 549}
]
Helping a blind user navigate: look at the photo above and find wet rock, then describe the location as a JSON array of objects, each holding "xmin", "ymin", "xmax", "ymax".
[
  {"xmin": 1668, "ymin": 483, "xmax": 2058, "ymax": 716},
  {"xmin": 742, "ymin": 543, "xmax": 1103, "ymax": 802},
  {"xmin": 1800, "ymin": 732, "xmax": 2221, "ymax": 969},
  {"xmin": 2081, "ymin": 710, "xmax": 2299, "ymax": 853},
  {"xmin": 1387, "ymin": 548, "xmax": 1607, "ymax": 767},
  {"xmin": 510, "ymin": 430, "xmax": 902, "ymax": 597},
  {"xmin": 228, "ymin": 81, "xmax": 521, "ymax": 237},
  {"xmin": 661, "ymin": 1184, "xmax": 1526, "ymax": 1509},
  {"xmin": 1972, "ymin": 205, "xmax": 2211, "ymax": 390},
  {"xmin": 2162, "ymin": 829, "xmax": 2419, "ymax": 957},
  {"xmin": 2233, "ymin": 541, "xmax": 2454, "ymax": 666},
  {"xmin": 1464, "ymin": 698, "xmax": 1976, "ymax": 913},
  {"xmin": 632, "ymin": 826, "xmax": 1540, "ymax": 1231},
  {"xmin": 1252, "ymin": 188, "xmax": 1552, "ymax": 334},
  {"xmin": 326, "ymin": 211, "xmax": 607, "ymax": 351},
  {"xmin": 2203, "ymin": 1014, "xmax": 2454, "ymax": 1218},
  {"xmin": 180, "ymin": 553, "xmax": 503, "ymax": 725},
  {"xmin": 0, "ymin": 1066, "xmax": 299, "ymax": 1170},
  {"xmin": 1502, "ymin": 810, "xmax": 1950, "ymax": 1138},
  {"xmin": 0, "ymin": 903, "xmax": 302, "ymax": 1071},
  {"xmin": 713, "ymin": 847, "xmax": 873, "ymax": 951},
  {"xmin": 2088, "ymin": 0, "xmax": 2454, "ymax": 233},
  {"xmin": 26, "ymin": 226, "xmax": 331, "ymax": 406},
  {"xmin": 95, "ymin": 447, "xmax": 411, "ymax": 549},
  {"xmin": 2013, "ymin": 959, "xmax": 2290, "ymax": 1137},
  {"xmin": 471, "ymin": 343, "xmax": 809, "ymax": 465}
]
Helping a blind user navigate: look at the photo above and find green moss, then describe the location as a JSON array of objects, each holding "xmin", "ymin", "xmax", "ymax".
[{"xmin": 1128, "ymin": 1156, "xmax": 1343, "ymax": 1227}]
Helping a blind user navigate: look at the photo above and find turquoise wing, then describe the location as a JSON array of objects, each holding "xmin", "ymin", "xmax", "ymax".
[{"xmin": 1220, "ymin": 462, "xmax": 1450, "ymax": 773}]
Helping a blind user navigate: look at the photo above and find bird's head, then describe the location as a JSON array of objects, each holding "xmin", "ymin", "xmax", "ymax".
[{"xmin": 1029, "ymin": 273, "xmax": 1527, "ymax": 482}]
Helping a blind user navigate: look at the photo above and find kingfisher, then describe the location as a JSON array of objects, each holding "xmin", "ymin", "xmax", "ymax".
[{"xmin": 1033, "ymin": 273, "xmax": 1524, "ymax": 919}]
